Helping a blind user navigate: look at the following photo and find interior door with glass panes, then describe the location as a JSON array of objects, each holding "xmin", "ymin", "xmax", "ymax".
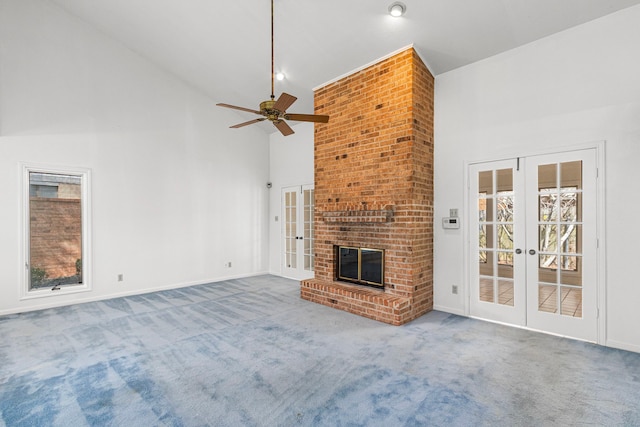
[
  {"xmin": 469, "ymin": 149, "xmax": 598, "ymax": 342},
  {"xmin": 469, "ymin": 159, "xmax": 526, "ymax": 326},
  {"xmin": 282, "ymin": 185, "xmax": 315, "ymax": 280},
  {"xmin": 525, "ymin": 150, "xmax": 597, "ymax": 341}
]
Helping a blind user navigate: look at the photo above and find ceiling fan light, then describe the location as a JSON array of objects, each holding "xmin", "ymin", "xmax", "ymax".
[{"xmin": 388, "ymin": 2, "xmax": 406, "ymax": 17}]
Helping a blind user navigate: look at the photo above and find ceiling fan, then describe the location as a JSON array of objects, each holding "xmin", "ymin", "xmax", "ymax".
[{"xmin": 216, "ymin": 0, "xmax": 329, "ymax": 136}]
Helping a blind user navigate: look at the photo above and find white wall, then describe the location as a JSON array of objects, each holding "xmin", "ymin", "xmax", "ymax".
[
  {"xmin": 267, "ymin": 125, "xmax": 315, "ymax": 276},
  {"xmin": 0, "ymin": 0, "xmax": 270, "ymax": 314},
  {"xmin": 4, "ymin": 0, "xmax": 639, "ymax": 353},
  {"xmin": 434, "ymin": 5, "xmax": 640, "ymax": 352}
]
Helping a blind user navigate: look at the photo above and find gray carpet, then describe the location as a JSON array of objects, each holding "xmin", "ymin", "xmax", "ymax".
[{"xmin": 0, "ymin": 275, "xmax": 638, "ymax": 426}]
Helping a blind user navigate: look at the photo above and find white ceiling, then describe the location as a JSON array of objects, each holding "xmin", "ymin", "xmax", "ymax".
[{"xmin": 50, "ymin": 0, "xmax": 640, "ymax": 133}]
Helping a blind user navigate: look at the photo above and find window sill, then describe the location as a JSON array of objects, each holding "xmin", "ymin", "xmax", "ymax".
[{"xmin": 21, "ymin": 284, "xmax": 92, "ymax": 301}]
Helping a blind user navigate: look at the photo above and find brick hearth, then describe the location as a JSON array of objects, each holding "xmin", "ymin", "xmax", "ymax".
[{"xmin": 301, "ymin": 47, "xmax": 434, "ymax": 325}]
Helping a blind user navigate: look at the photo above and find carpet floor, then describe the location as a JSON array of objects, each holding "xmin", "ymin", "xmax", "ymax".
[{"xmin": 1, "ymin": 275, "xmax": 639, "ymax": 426}]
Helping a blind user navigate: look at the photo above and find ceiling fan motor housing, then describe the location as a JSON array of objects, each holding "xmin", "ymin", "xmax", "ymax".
[
  {"xmin": 260, "ymin": 99, "xmax": 281, "ymax": 121},
  {"xmin": 260, "ymin": 100, "xmax": 276, "ymax": 111}
]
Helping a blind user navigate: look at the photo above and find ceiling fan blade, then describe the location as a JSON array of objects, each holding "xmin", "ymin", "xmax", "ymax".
[
  {"xmin": 274, "ymin": 120, "xmax": 294, "ymax": 136},
  {"xmin": 284, "ymin": 113, "xmax": 330, "ymax": 123},
  {"xmin": 217, "ymin": 103, "xmax": 262, "ymax": 115},
  {"xmin": 273, "ymin": 92, "xmax": 297, "ymax": 112},
  {"xmin": 230, "ymin": 118, "xmax": 267, "ymax": 128}
]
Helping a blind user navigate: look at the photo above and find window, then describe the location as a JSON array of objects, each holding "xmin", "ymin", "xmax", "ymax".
[{"xmin": 22, "ymin": 164, "xmax": 92, "ymax": 298}]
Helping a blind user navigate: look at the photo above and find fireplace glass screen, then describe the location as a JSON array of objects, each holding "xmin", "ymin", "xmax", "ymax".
[{"xmin": 337, "ymin": 246, "xmax": 384, "ymax": 288}]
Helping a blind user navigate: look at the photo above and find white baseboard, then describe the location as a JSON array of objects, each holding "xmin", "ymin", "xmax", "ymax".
[
  {"xmin": 0, "ymin": 271, "xmax": 269, "ymax": 317},
  {"xmin": 433, "ymin": 304, "xmax": 466, "ymax": 316},
  {"xmin": 605, "ymin": 339, "xmax": 640, "ymax": 354}
]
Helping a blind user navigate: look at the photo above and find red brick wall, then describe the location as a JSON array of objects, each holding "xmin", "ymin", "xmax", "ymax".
[
  {"xmin": 30, "ymin": 198, "xmax": 82, "ymax": 278},
  {"xmin": 301, "ymin": 48, "xmax": 434, "ymax": 325}
]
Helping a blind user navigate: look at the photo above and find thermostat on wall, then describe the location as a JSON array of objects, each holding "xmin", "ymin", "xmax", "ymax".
[{"xmin": 442, "ymin": 217, "xmax": 460, "ymax": 229}]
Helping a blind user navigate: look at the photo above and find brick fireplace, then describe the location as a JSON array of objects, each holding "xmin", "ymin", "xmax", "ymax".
[{"xmin": 300, "ymin": 47, "xmax": 434, "ymax": 325}]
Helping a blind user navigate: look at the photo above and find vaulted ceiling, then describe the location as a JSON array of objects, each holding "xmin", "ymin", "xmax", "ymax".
[{"xmin": 50, "ymin": 0, "xmax": 640, "ymax": 133}]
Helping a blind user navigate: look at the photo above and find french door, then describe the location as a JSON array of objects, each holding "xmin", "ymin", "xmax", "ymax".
[
  {"xmin": 282, "ymin": 185, "xmax": 315, "ymax": 280},
  {"xmin": 469, "ymin": 149, "xmax": 598, "ymax": 342}
]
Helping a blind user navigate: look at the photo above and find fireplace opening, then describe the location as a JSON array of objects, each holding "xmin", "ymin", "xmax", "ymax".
[{"xmin": 336, "ymin": 246, "xmax": 384, "ymax": 288}]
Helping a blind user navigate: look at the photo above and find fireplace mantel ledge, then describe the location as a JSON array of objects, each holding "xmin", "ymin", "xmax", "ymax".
[{"xmin": 322, "ymin": 207, "xmax": 394, "ymax": 223}]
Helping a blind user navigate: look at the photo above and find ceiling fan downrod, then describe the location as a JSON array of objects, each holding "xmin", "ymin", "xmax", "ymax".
[
  {"xmin": 214, "ymin": 0, "xmax": 330, "ymax": 136},
  {"xmin": 271, "ymin": 0, "xmax": 275, "ymax": 101}
]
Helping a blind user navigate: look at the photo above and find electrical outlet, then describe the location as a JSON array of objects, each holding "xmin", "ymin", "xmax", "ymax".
[
  {"xmin": 118, "ymin": 274, "xmax": 124, "ymax": 282},
  {"xmin": 450, "ymin": 208, "xmax": 459, "ymax": 217},
  {"xmin": 452, "ymin": 285, "xmax": 458, "ymax": 294},
  {"xmin": 224, "ymin": 262, "xmax": 232, "ymax": 268}
]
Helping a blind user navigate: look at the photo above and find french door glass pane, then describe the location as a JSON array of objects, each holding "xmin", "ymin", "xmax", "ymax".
[
  {"xmin": 497, "ymin": 261, "xmax": 514, "ymax": 306},
  {"xmin": 560, "ymin": 192, "xmax": 578, "ymax": 221},
  {"xmin": 539, "ymin": 224, "xmax": 558, "ymax": 253},
  {"xmin": 498, "ymin": 279, "xmax": 514, "ymax": 306},
  {"xmin": 560, "ymin": 224, "xmax": 579, "ymax": 253},
  {"xmin": 560, "ymin": 258, "xmax": 581, "ymax": 287},
  {"xmin": 538, "ymin": 284, "xmax": 558, "ymax": 313},
  {"xmin": 561, "ymin": 287, "xmax": 582, "ymax": 317},
  {"xmin": 479, "ymin": 224, "xmax": 493, "ymax": 249},
  {"xmin": 496, "ymin": 169, "xmax": 512, "ymax": 192},
  {"xmin": 497, "ymin": 225, "xmax": 513, "ymax": 250},
  {"xmin": 479, "ymin": 171, "xmax": 493, "ymax": 195},
  {"xmin": 497, "ymin": 194, "xmax": 514, "ymax": 222},
  {"xmin": 478, "ymin": 198, "xmax": 487, "ymax": 222},
  {"xmin": 560, "ymin": 161, "xmax": 582, "ymax": 189},
  {"xmin": 498, "ymin": 251, "xmax": 513, "ymax": 264},
  {"xmin": 479, "ymin": 278, "xmax": 494, "ymax": 302},
  {"xmin": 539, "ymin": 194, "xmax": 558, "ymax": 221},
  {"xmin": 538, "ymin": 164, "xmax": 557, "ymax": 189}
]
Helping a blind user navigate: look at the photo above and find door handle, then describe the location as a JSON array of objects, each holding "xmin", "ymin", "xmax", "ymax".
[
  {"xmin": 529, "ymin": 249, "xmax": 536, "ymax": 255},
  {"xmin": 515, "ymin": 249, "xmax": 522, "ymax": 254}
]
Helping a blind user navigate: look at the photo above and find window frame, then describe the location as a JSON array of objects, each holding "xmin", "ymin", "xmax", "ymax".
[{"xmin": 21, "ymin": 163, "xmax": 92, "ymax": 299}]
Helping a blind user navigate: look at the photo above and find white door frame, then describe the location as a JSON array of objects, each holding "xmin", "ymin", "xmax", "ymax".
[{"xmin": 463, "ymin": 141, "xmax": 606, "ymax": 344}]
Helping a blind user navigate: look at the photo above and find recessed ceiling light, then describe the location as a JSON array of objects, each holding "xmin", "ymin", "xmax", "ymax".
[
  {"xmin": 275, "ymin": 72, "xmax": 285, "ymax": 81},
  {"xmin": 388, "ymin": 2, "xmax": 406, "ymax": 17}
]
